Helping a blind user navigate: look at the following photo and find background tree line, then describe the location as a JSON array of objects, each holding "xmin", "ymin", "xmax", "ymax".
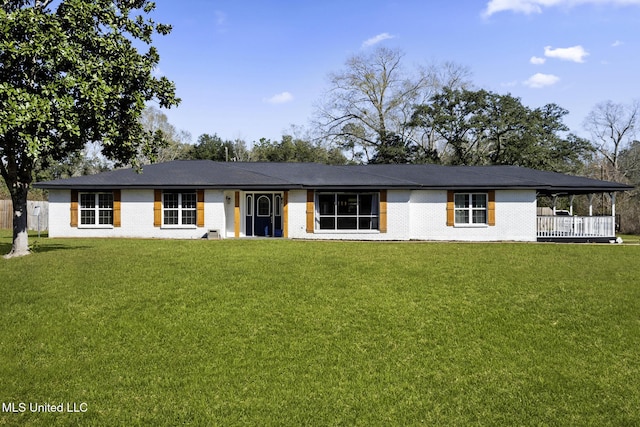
[
  {"xmin": 313, "ymin": 46, "xmax": 639, "ymax": 232},
  {"xmin": 19, "ymin": 46, "xmax": 638, "ymax": 185},
  {"xmin": 134, "ymin": 47, "xmax": 639, "ymax": 231}
]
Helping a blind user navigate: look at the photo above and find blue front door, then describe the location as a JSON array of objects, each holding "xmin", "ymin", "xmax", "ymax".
[
  {"xmin": 254, "ymin": 194, "xmax": 272, "ymax": 236},
  {"xmin": 245, "ymin": 193, "xmax": 282, "ymax": 237}
]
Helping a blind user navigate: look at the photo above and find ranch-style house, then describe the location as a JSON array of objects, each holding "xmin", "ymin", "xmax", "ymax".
[{"xmin": 34, "ymin": 160, "xmax": 633, "ymax": 243}]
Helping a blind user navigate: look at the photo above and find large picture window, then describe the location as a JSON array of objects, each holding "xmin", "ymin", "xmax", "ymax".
[
  {"xmin": 317, "ymin": 192, "xmax": 379, "ymax": 230},
  {"xmin": 454, "ymin": 193, "xmax": 487, "ymax": 225},
  {"xmin": 80, "ymin": 192, "xmax": 113, "ymax": 225},
  {"xmin": 163, "ymin": 191, "xmax": 197, "ymax": 225}
]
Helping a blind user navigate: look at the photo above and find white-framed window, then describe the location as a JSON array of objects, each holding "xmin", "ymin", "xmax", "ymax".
[
  {"xmin": 257, "ymin": 195, "xmax": 271, "ymax": 217},
  {"xmin": 317, "ymin": 192, "xmax": 379, "ymax": 230},
  {"xmin": 80, "ymin": 192, "xmax": 113, "ymax": 225},
  {"xmin": 246, "ymin": 195, "xmax": 253, "ymax": 216},
  {"xmin": 163, "ymin": 191, "xmax": 197, "ymax": 226},
  {"xmin": 454, "ymin": 193, "xmax": 487, "ymax": 225},
  {"xmin": 274, "ymin": 195, "xmax": 282, "ymax": 217}
]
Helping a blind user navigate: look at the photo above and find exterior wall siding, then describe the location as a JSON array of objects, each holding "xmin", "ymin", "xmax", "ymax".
[
  {"xmin": 48, "ymin": 188, "xmax": 537, "ymax": 241},
  {"xmin": 48, "ymin": 189, "xmax": 227, "ymax": 239},
  {"xmin": 410, "ymin": 189, "xmax": 536, "ymax": 242}
]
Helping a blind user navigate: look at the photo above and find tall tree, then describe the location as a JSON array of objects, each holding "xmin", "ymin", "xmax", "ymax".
[
  {"xmin": 35, "ymin": 143, "xmax": 112, "ymax": 181},
  {"xmin": 411, "ymin": 88, "xmax": 592, "ymax": 171},
  {"xmin": 603, "ymin": 139, "xmax": 640, "ymax": 234},
  {"xmin": 139, "ymin": 106, "xmax": 192, "ymax": 163},
  {"xmin": 584, "ymin": 100, "xmax": 639, "ymax": 180},
  {"xmin": 191, "ymin": 133, "xmax": 234, "ymax": 161},
  {"xmin": 0, "ymin": 0, "xmax": 179, "ymax": 257},
  {"xmin": 619, "ymin": 139, "xmax": 640, "ymax": 184},
  {"xmin": 369, "ymin": 133, "xmax": 418, "ymax": 164},
  {"xmin": 411, "ymin": 88, "xmax": 489, "ymax": 165},
  {"xmin": 189, "ymin": 133, "xmax": 252, "ymax": 162},
  {"xmin": 315, "ymin": 46, "xmax": 471, "ymax": 163},
  {"xmin": 252, "ymin": 135, "xmax": 348, "ymax": 164}
]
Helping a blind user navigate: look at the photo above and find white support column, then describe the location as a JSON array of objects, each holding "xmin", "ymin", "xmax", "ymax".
[
  {"xmin": 552, "ymin": 195, "xmax": 558, "ymax": 215},
  {"xmin": 611, "ymin": 192, "xmax": 616, "ymax": 218},
  {"xmin": 569, "ymin": 195, "xmax": 575, "ymax": 216},
  {"xmin": 588, "ymin": 194, "xmax": 594, "ymax": 216},
  {"xmin": 611, "ymin": 192, "xmax": 617, "ymax": 236}
]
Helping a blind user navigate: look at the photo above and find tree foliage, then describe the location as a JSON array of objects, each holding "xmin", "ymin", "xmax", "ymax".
[
  {"xmin": 619, "ymin": 140, "xmax": 640, "ymax": 184},
  {"xmin": 580, "ymin": 101, "xmax": 639, "ymax": 234},
  {"xmin": 603, "ymin": 139, "xmax": 640, "ymax": 234},
  {"xmin": 584, "ymin": 100, "xmax": 639, "ymax": 180},
  {"xmin": 0, "ymin": 0, "xmax": 179, "ymax": 256},
  {"xmin": 410, "ymin": 88, "xmax": 592, "ymax": 172},
  {"xmin": 251, "ymin": 135, "xmax": 347, "ymax": 164},
  {"xmin": 35, "ymin": 143, "xmax": 112, "ymax": 181},
  {"xmin": 368, "ymin": 133, "xmax": 439, "ymax": 164},
  {"xmin": 315, "ymin": 46, "xmax": 472, "ymax": 163},
  {"xmin": 139, "ymin": 106, "xmax": 192, "ymax": 164},
  {"xmin": 190, "ymin": 133, "xmax": 250, "ymax": 162}
]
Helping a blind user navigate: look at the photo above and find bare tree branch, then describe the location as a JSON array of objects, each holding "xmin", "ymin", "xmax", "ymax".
[
  {"xmin": 314, "ymin": 46, "xmax": 471, "ymax": 163},
  {"xmin": 584, "ymin": 100, "xmax": 639, "ymax": 177}
]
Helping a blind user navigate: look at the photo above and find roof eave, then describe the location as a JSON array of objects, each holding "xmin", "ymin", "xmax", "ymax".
[{"xmin": 537, "ymin": 186, "xmax": 634, "ymax": 195}]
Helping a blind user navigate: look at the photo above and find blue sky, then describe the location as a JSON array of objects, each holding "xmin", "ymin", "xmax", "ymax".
[{"xmin": 149, "ymin": 0, "xmax": 640, "ymax": 146}]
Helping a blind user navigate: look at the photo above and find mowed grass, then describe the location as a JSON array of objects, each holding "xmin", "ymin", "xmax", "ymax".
[{"xmin": 1, "ymin": 233, "xmax": 639, "ymax": 426}]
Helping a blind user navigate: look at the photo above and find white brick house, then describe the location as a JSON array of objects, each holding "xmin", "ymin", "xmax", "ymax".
[{"xmin": 35, "ymin": 161, "xmax": 632, "ymax": 242}]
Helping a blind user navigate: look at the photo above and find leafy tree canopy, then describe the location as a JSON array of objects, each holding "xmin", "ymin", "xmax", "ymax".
[
  {"xmin": 191, "ymin": 133, "xmax": 238, "ymax": 162},
  {"xmin": 315, "ymin": 46, "xmax": 472, "ymax": 163},
  {"xmin": 0, "ymin": 0, "xmax": 179, "ymax": 256},
  {"xmin": 410, "ymin": 88, "xmax": 592, "ymax": 172},
  {"xmin": 252, "ymin": 135, "xmax": 348, "ymax": 165}
]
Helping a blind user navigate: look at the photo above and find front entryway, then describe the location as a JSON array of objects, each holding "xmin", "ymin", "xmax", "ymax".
[{"xmin": 245, "ymin": 193, "xmax": 283, "ymax": 237}]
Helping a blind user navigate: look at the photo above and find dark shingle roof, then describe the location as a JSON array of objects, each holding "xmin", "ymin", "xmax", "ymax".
[{"xmin": 34, "ymin": 160, "xmax": 633, "ymax": 193}]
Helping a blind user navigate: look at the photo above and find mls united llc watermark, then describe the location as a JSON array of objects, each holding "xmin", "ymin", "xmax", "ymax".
[{"xmin": 2, "ymin": 402, "xmax": 87, "ymax": 413}]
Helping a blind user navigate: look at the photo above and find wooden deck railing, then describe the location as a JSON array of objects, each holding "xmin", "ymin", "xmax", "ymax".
[{"xmin": 537, "ymin": 216, "xmax": 615, "ymax": 239}]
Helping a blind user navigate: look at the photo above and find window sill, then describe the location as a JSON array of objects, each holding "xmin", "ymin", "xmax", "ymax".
[
  {"xmin": 78, "ymin": 225, "xmax": 114, "ymax": 229},
  {"xmin": 160, "ymin": 225, "xmax": 198, "ymax": 229},
  {"xmin": 454, "ymin": 224, "xmax": 489, "ymax": 228}
]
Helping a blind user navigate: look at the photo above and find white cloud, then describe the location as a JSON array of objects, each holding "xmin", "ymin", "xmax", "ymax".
[
  {"xmin": 362, "ymin": 33, "xmax": 395, "ymax": 48},
  {"xmin": 524, "ymin": 73, "xmax": 560, "ymax": 88},
  {"xmin": 530, "ymin": 56, "xmax": 546, "ymax": 65},
  {"xmin": 264, "ymin": 92, "xmax": 294, "ymax": 105},
  {"xmin": 483, "ymin": 0, "xmax": 543, "ymax": 16},
  {"xmin": 612, "ymin": 40, "xmax": 623, "ymax": 47},
  {"xmin": 544, "ymin": 45, "xmax": 589, "ymax": 63},
  {"xmin": 483, "ymin": 0, "xmax": 640, "ymax": 17}
]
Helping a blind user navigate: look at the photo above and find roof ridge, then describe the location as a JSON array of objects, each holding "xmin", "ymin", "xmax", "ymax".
[
  {"xmin": 336, "ymin": 164, "xmax": 424, "ymax": 187},
  {"xmin": 222, "ymin": 162, "xmax": 300, "ymax": 186}
]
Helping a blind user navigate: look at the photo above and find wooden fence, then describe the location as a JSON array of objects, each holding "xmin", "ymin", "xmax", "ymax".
[{"xmin": 0, "ymin": 200, "xmax": 49, "ymax": 231}]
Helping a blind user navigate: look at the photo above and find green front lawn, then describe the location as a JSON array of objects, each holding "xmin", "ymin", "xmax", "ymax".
[
  {"xmin": 618, "ymin": 234, "xmax": 640, "ymax": 244},
  {"xmin": 1, "ymin": 233, "xmax": 639, "ymax": 426}
]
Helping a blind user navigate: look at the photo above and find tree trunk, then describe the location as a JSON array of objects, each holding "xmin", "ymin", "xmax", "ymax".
[{"xmin": 5, "ymin": 182, "xmax": 30, "ymax": 258}]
